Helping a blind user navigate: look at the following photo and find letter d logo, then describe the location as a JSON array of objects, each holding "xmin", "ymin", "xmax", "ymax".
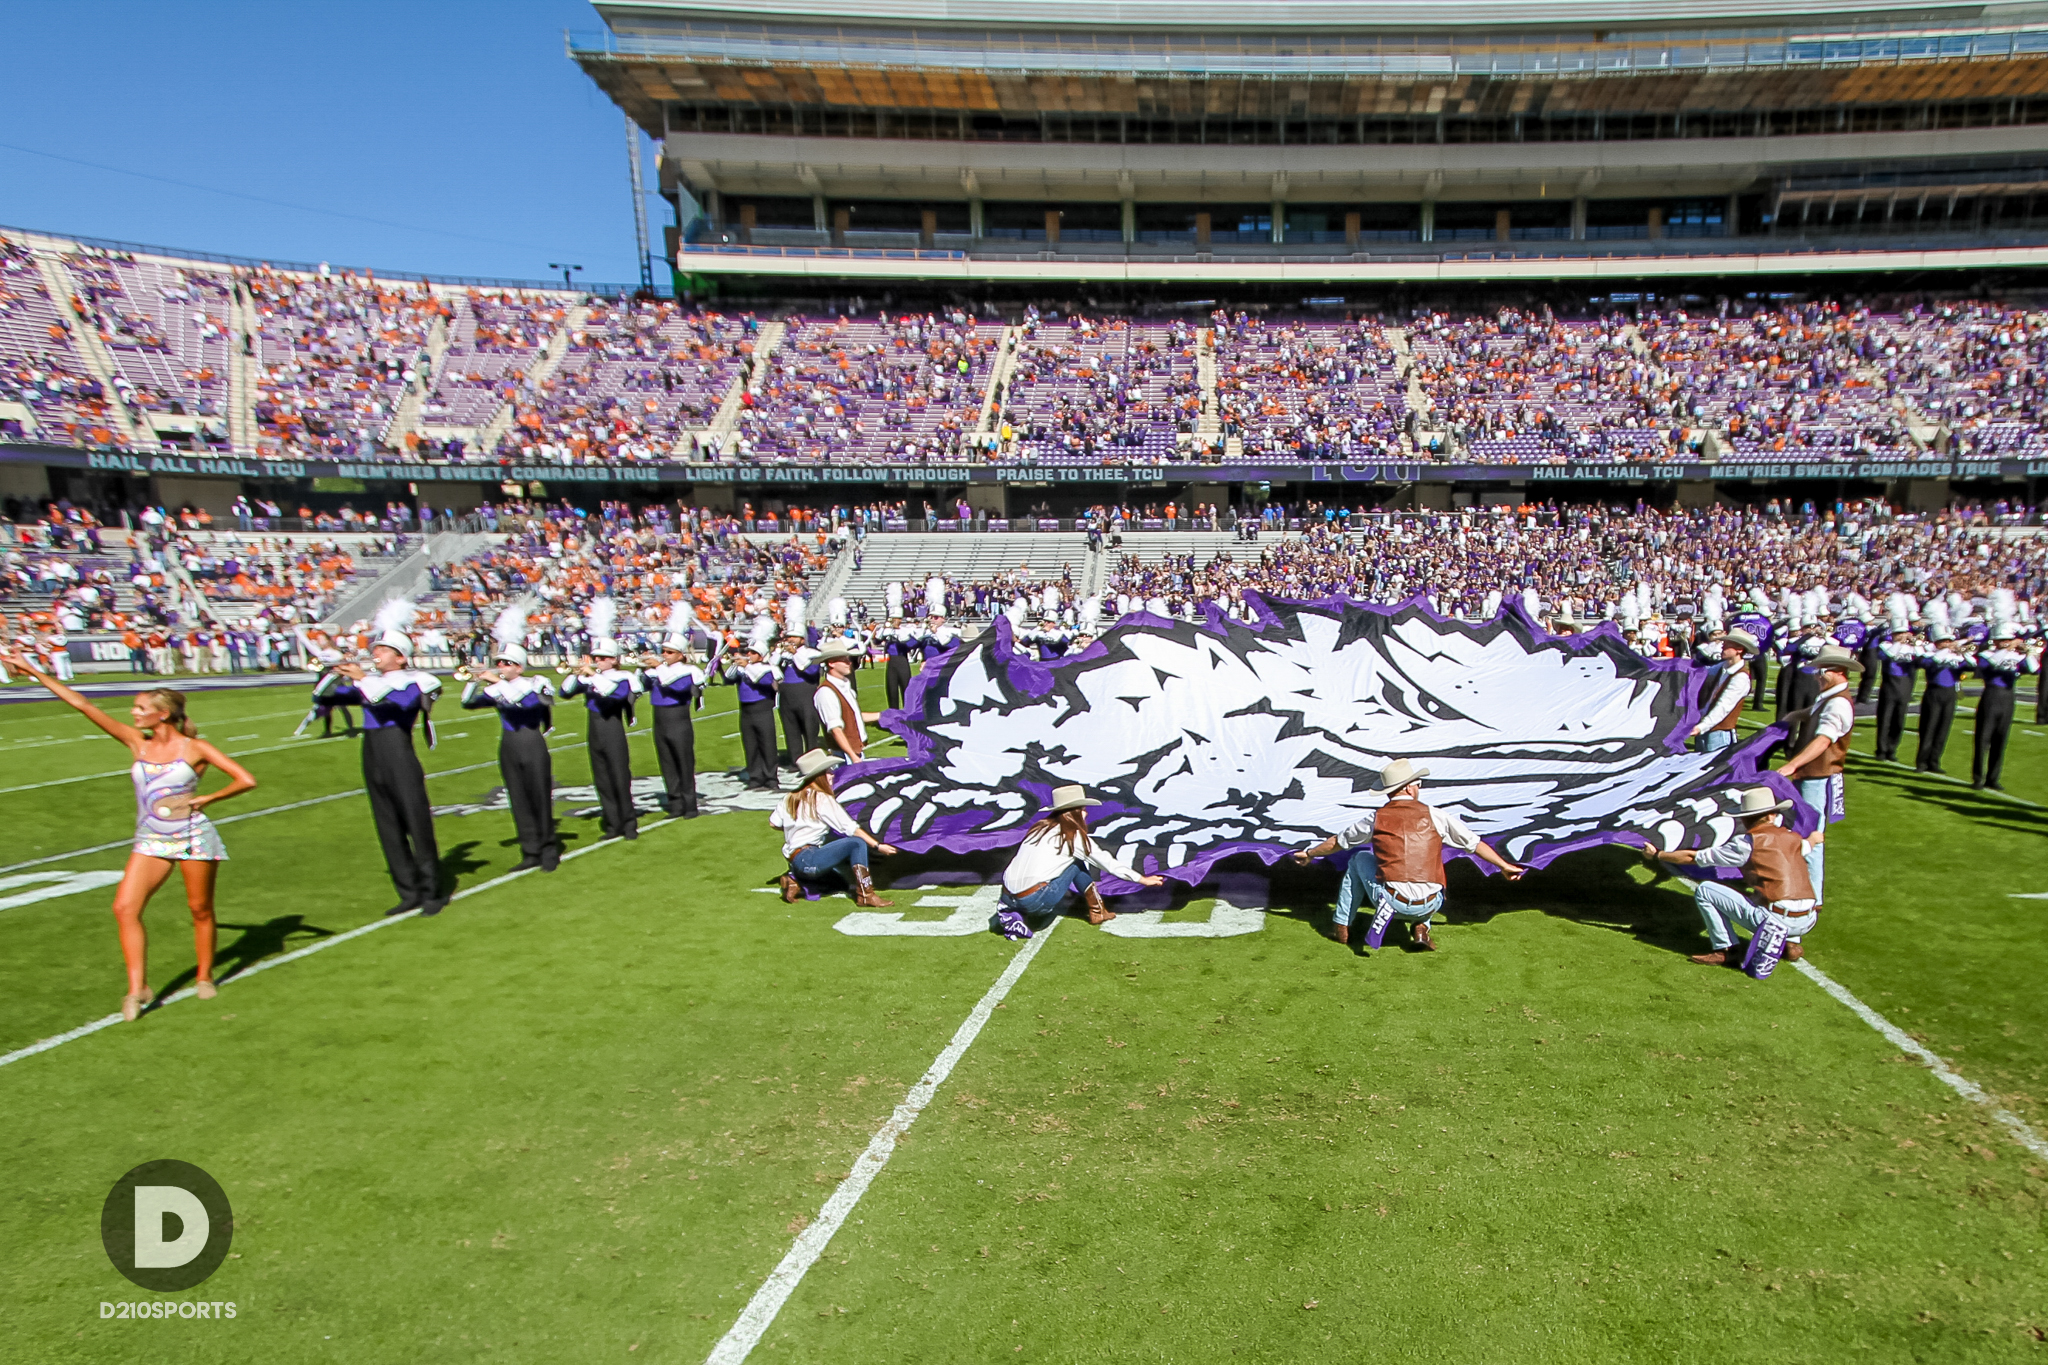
[{"xmin": 102, "ymin": 1160, "xmax": 233, "ymax": 1291}]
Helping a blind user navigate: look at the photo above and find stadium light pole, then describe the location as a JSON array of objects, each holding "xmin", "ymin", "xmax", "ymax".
[{"xmin": 549, "ymin": 263, "xmax": 584, "ymax": 292}]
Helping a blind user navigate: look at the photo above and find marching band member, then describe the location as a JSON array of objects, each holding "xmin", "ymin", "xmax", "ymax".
[
  {"xmin": 771, "ymin": 624, "xmax": 822, "ymax": 769},
  {"xmin": 647, "ymin": 605, "xmax": 711, "ymax": 819},
  {"xmin": 812, "ymin": 638, "xmax": 884, "ymax": 762},
  {"xmin": 1914, "ymin": 625, "xmax": 1971, "ymax": 774},
  {"xmin": 0, "ymin": 654, "xmax": 256, "ymax": 1020},
  {"xmin": 1643, "ymin": 785, "xmax": 1817, "ymax": 977},
  {"xmin": 722, "ymin": 643, "xmax": 780, "ymax": 790},
  {"xmin": 316, "ymin": 600, "xmax": 446, "ymax": 916},
  {"xmin": 1772, "ymin": 643, "xmax": 1858, "ymax": 903},
  {"xmin": 770, "ymin": 749, "xmax": 898, "ymax": 906},
  {"xmin": 993, "ymin": 785, "xmax": 1165, "ymax": 939},
  {"xmin": 1872, "ymin": 612, "xmax": 1920, "ymax": 765},
  {"xmin": 880, "ymin": 614, "xmax": 919, "ymax": 710},
  {"xmin": 1292, "ymin": 759, "xmax": 1524, "ymax": 951},
  {"xmin": 292, "ymin": 627, "xmax": 355, "ymax": 737},
  {"xmin": 1973, "ymin": 621, "xmax": 2043, "ymax": 790},
  {"xmin": 1688, "ymin": 628, "xmax": 1756, "ymax": 753},
  {"xmin": 460, "ymin": 605, "xmax": 560, "ymax": 872},
  {"xmin": 560, "ymin": 612, "xmax": 643, "ymax": 841},
  {"xmin": 919, "ymin": 608, "xmax": 962, "ymax": 663}
]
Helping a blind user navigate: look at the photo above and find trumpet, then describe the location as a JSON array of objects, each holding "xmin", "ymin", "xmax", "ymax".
[
  {"xmin": 453, "ymin": 664, "xmax": 502, "ymax": 685},
  {"xmin": 555, "ymin": 656, "xmax": 597, "ymax": 678},
  {"xmin": 634, "ymin": 651, "xmax": 663, "ymax": 669}
]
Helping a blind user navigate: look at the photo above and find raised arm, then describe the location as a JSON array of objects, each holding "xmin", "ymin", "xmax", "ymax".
[{"xmin": 0, "ymin": 650, "xmax": 144, "ymax": 753}]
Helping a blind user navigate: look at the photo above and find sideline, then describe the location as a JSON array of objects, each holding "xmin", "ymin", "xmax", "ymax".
[
  {"xmin": 0, "ymin": 816, "xmax": 680, "ymax": 1070},
  {"xmin": 1794, "ymin": 959, "xmax": 2048, "ymax": 1160},
  {"xmin": 703, "ymin": 922, "xmax": 1058, "ymax": 1365}
]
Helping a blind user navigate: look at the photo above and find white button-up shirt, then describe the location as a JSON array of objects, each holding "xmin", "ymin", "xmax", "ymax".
[
  {"xmin": 1001, "ymin": 825, "xmax": 1144, "ymax": 894},
  {"xmin": 768, "ymin": 792, "xmax": 864, "ymax": 858}
]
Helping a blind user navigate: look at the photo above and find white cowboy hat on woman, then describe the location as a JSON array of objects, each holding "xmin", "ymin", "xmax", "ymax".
[{"xmin": 1046, "ymin": 784, "xmax": 1101, "ymax": 814}]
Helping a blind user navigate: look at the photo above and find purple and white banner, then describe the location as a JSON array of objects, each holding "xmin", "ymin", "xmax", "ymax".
[{"xmin": 838, "ymin": 596, "xmax": 1803, "ymax": 887}]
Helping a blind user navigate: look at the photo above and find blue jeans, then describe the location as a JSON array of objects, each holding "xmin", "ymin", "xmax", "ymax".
[
  {"xmin": 1694, "ymin": 728, "xmax": 1735, "ymax": 753},
  {"xmin": 1332, "ymin": 848, "xmax": 1444, "ymax": 928},
  {"xmin": 1794, "ymin": 777, "xmax": 1836, "ymax": 903},
  {"xmin": 1005, "ymin": 863, "xmax": 1093, "ymax": 918},
  {"xmin": 790, "ymin": 837, "xmax": 869, "ymax": 885},
  {"xmin": 1694, "ymin": 879, "xmax": 1817, "ymax": 951}
]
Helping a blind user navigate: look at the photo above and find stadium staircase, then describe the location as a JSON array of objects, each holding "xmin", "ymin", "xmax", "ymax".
[
  {"xmin": 26, "ymin": 237, "xmax": 143, "ymax": 446},
  {"xmin": 689, "ymin": 319, "xmax": 786, "ymax": 455},
  {"xmin": 975, "ymin": 326, "xmax": 1021, "ymax": 434},
  {"xmin": 831, "ymin": 531, "xmax": 1097, "ymax": 620},
  {"xmin": 226, "ymin": 282, "xmax": 259, "ymax": 452},
  {"xmin": 1195, "ymin": 327, "xmax": 1221, "ymax": 451},
  {"xmin": 320, "ymin": 530, "xmax": 497, "ymax": 628},
  {"xmin": 382, "ymin": 311, "xmax": 449, "ymax": 450}
]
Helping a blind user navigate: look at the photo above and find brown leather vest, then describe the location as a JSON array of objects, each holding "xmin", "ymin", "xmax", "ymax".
[
  {"xmin": 1707, "ymin": 663, "xmax": 1748, "ymax": 731},
  {"xmin": 1784, "ymin": 698, "xmax": 1850, "ymax": 778},
  {"xmin": 1372, "ymin": 800, "xmax": 1445, "ymax": 886},
  {"xmin": 1745, "ymin": 823, "xmax": 1816, "ymax": 906},
  {"xmin": 817, "ymin": 677, "xmax": 863, "ymax": 757}
]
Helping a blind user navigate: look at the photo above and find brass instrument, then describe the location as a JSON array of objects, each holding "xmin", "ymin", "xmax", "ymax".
[
  {"xmin": 453, "ymin": 664, "xmax": 502, "ymax": 685},
  {"xmin": 555, "ymin": 656, "xmax": 597, "ymax": 679},
  {"xmin": 634, "ymin": 651, "xmax": 663, "ymax": 669}
]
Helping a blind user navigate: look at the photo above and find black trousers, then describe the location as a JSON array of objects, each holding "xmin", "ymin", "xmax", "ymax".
[
  {"xmin": 1856, "ymin": 640, "xmax": 1882, "ymax": 705},
  {"xmin": 739, "ymin": 699, "xmax": 779, "ymax": 788},
  {"xmin": 1973, "ymin": 686, "xmax": 2016, "ymax": 788},
  {"xmin": 363, "ymin": 728, "xmax": 440, "ymax": 904},
  {"xmin": 885, "ymin": 654, "xmax": 912, "ymax": 711},
  {"xmin": 1783, "ymin": 664, "xmax": 1820, "ymax": 717},
  {"xmin": 586, "ymin": 712, "xmax": 638, "ymax": 838},
  {"xmin": 1874, "ymin": 674, "xmax": 1913, "ymax": 762},
  {"xmin": 778, "ymin": 686, "xmax": 819, "ymax": 764},
  {"xmin": 1916, "ymin": 684, "xmax": 1957, "ymax": 772},
  {"xmin": 498, "ymin": 727, "xmax": 557, "ymax": 861},
  {"xmin": 651, "ymin": 703, "xmax": 698, "ymax": 817}
]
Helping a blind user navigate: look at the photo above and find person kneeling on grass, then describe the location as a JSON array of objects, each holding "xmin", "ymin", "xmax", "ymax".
[
  {"xmin": 994, "ymin": 785, "xmax": 1166, "ymax": 940},
  {"xmin": 1641, "ymin": 785, "xmax": 1817, "ymax": 979},
  {"xmin": 770, "ymin": 749, "xmax": 898, "ymax": 907},
  {"xmin": 1291, "ymin": 758, "xmax": 1525, "ymax": 951}
]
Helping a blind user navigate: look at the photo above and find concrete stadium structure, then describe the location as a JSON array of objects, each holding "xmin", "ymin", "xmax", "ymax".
[{"xmin": 573, "ymin": 0, "xmax": 2048, "ymax": 279}]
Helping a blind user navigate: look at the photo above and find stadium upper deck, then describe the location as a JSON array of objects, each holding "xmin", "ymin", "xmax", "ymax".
[{"xmin": 575, "ymin": 1, "xmax": 2048, "ymax": 279}]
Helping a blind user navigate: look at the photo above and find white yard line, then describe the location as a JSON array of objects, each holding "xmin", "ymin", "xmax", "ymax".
[
  {"xmin": 0, "ymin": 817, "xmax": 676, "ymax": 1070},
  {"xmin": 1795, "ymin": 959, "xmax": 2048, "ymax": 1160},
  {"xmin": 704, "ymin": 922, "xmax": 1058, "ymax": 1365}
]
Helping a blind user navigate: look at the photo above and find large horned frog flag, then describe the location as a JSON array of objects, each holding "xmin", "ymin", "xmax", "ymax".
[{"xmin": 834, "ymin": 595, "xmax": 1794, "ymax": 885}]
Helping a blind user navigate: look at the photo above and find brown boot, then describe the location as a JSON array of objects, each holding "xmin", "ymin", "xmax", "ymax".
[
  {"xmin": 851, "ymin": 864, "xmax": 894, "ymax": 909},
  {"xmin": 1329, "ymin": 922, "xmax": 1349, "ymax": 946},
  {"xmin": 779, "ymin": 872, "xmax": 801, "ymax": 904},
  {"xmin": 1783, "ymin": 942, "xmax": 1804, "ymax": 962},
  {"xmin": 1689, "ymin": 947, "xmax": 1734, "ymax": 966},
  {"xmin": 1411, "ymin": 920, "xmax": 1436, "ymax": 951},
  {"xmin": 1083, "ymin": 884, "xmax": 1114, "ymax": 925}
]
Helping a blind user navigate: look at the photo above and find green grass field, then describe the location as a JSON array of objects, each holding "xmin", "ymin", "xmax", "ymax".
[{"xmin": 2, "ymin": 670, "xmax": 2046, "ymax": 1361}]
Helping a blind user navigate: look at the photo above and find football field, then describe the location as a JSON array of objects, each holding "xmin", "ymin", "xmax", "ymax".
[{"xmin": 3, "ymin": 670, "xmax": 2046, "ymax": 1361}]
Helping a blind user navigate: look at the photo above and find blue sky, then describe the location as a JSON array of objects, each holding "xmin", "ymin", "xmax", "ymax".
[{"xmin": 0, "ymin": 0, "xmax": 656, "ymax": 287}]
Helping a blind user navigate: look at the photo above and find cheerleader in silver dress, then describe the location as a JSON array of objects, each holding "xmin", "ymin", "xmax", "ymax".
[{"xmin": 2, "ymin": 652, "xmax": 257, "ymax": 1021}]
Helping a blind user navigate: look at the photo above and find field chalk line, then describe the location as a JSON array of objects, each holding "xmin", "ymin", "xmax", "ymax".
[
  {"xmin": 0, "ymin": 817, "xmax": 679, "ymax": 1070},
  {"xmin": 704, "ymin": 921, "xmax": 1058, "ymax": 1365},
  {"xmin": 1794, "ymin": 959, "xmax": 2048, "ymax": 1160}
]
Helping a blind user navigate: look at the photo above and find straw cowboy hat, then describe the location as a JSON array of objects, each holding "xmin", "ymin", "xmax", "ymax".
[
  {"xmin": 1721, "ymin": 628, "xmax": 1760, "ymax": 657},
  {"xmin": 1810, "ymin": 644, "xmax": 1863, "ymax": 674},
  {"xmin": 816, "ymin": 638, "xmax": 862, "ymax": 663},
  {"xmin": 1046, "ymin": 784, "xmax": 1101, "ymax": 814},
  {"xmin": 1375, "ymin": 758, "xmax": 1431, "ymax": 793},
  {"xmin": 1734, "ymin": 785, "xmax": 1794, "ymax": 817},
  {"xmin": 794, "ymin": 749, "xmax": 845, "ymax": 782}
]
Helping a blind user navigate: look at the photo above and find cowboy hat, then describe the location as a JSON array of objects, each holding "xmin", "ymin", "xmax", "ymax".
[
  {"xmin": 816, "ymin": 638, "xmax": 862, "ymax": 662},
  {"xmin": 1045, "ymin": 784, "xmax": 1101, "ymax": 814},
  {"xmin": 794, "ymin": 749, "xmax": 845, "ymax": 782},
  {"xmin": 1811, "ymin": 644, "xmax": 1863, "ymax": 674},
  {"xmin": 1734, "ymin": 785, "xmax": 1795, "ymax": 817},
  {"xmin": 1721, "ymin": 628, "xmax": 1759, "ymax": 657},
  {"xmin": 1376, "ymin": 758, "xmax": 1431, "ymax": 793}
]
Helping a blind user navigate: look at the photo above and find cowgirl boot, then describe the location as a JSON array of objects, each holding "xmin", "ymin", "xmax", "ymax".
[
  {"xmin": 1083, "ymin": 884, "xmax": 1115, "ymax": 926},
  {"xmin": 850, "ymin": 865, "xmax": 894, "ymax": 909},
  {"xmin": 779, "ymin": 872, "xmax": 802, "ymax": 903}
]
